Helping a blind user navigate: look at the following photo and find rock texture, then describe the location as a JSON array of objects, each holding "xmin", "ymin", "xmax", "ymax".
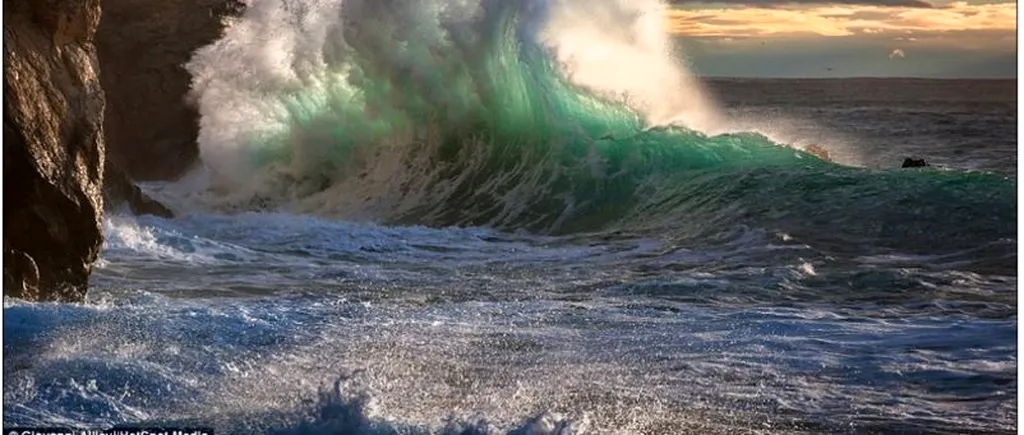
[
  {"xmin": 103, "ymin": 159, "xmax": 174, "ymax": 218},
  {"xmin": 97, "ymin": 0, "xmax": 245, "ymax": 181},
  {"xmin": 4, "ymin": 0, "xmax": 106, "ymax": 301}
]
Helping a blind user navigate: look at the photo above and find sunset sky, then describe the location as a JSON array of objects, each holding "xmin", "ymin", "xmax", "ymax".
[{"xmin": 666, "ymin": 0, "xmax": 1016, "ymax": 77}]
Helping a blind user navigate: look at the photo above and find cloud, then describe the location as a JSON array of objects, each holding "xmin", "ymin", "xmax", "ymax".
[
  {"xmin": 669, "ymin": 0, "xmax": 935, "ymax": 8},
  {"xmin": 888, "ymin": 48, "xmax": 906, "ymax": 58},
  {"xmin": 684, "ymin": 44, "xmax": 1016, "ymax": 77},
  {"xmin": 665, "ymin": 1, "xmax": 1017, "ymax": 40}
]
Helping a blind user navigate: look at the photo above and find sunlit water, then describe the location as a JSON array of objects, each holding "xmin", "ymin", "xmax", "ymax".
[{"xmin": 4, "ymin": 203, "xmax": 1015, "ymax": 433}]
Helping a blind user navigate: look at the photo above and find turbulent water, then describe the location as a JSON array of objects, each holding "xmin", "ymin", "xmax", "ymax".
[{"xmin": 3, "ymin": 0, "xmax": 1017, "ymax": 433}]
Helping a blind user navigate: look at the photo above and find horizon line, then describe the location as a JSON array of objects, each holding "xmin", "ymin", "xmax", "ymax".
[{"xmin": 698, "ymin": 75, "xmax": 1017, "ymax": 80}]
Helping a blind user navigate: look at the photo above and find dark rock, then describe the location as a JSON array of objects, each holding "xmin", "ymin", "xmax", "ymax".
[
  {"xmin": 103, "ymin": 159, "xmax": 175, "ymax": 218},
  {"xmin": 901, "ymin": 158, "xmax": 929, "ymax": 168},
  {"xmin": 96, "ymin": 0, "xmax": 246, "ymax": 181},
  {"xmin": 4, "ymin": 0, "xmax": 106, "ymax": 301}
]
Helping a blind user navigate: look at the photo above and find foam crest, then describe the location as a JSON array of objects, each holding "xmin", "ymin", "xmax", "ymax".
[
  {"xmin": 183, "ymin": 0, "xmax": 730, "ymax": 226},
  {"xmin": 99, "ymin": 214, "xmax": 261, "ymax": 267},
  {"xmin": 179, "ymin": 0, "xmax": 1014, "ymax": 243},
  {"xmin": 101, "ymin": 214, "xmax": 203, "ymax": 262},
  {"xmin": 537, "ymin": 0, "xmax": 723, "ymax": 131}
]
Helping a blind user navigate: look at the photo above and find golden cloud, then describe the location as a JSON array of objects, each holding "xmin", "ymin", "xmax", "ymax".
[{"xmin": 666, "ymin": 1, "xmax": 1017, "ymax": 40}]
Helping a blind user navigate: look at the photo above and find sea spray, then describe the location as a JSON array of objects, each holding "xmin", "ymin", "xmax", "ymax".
[
  {"xmin": 535, "ymin": 0, "xmax": 722, "ymax": 130},
  {"xmin": 183, "ymin": 0, "xmax": 1014, "ymax": 260},
  {"xmin": 184, "ymin": 0, "xmax": 736, "ymax": 224}
]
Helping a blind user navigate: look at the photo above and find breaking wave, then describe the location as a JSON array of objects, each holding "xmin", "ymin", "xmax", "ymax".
[{"xmin": 182, "ymin": 0, "xmax": 1014, "ymax": 259}]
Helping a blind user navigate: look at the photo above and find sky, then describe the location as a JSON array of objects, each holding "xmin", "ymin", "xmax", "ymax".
[{"xmin": 665, "ymin": 0, "xmax": 1017, "ymax": 77}]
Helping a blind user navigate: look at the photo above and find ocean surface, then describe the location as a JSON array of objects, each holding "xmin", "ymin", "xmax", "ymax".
[{"xmin": 3, "ymin": 1, "xmax": 1017, "ymax": 434}]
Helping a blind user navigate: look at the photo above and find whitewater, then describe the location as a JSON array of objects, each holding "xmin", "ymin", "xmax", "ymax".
[{"xmin": 4, "ymin": 0, "xmax": 1016, "ymax": 433}]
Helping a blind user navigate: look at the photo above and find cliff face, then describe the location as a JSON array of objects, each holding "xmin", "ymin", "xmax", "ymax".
[
  {"xmin": 97, "ymin": 0, "xmax": 244, "ymax": 181},
  {"xmin": 4, "ymin": 0, "xmax": 106, "ymax": 301},
  {"xmin": 103, "ymin": 158, "xmax": 174, "ymax": 218}
]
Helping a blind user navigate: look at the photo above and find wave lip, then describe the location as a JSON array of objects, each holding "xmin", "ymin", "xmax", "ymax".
[
  {"xmin": 183, "ymin": 0, "xmax": 736, "ymax": 228},
  {"xmin": 179, "ymin": 0, "xmax": 1015, "ymax": 258}
]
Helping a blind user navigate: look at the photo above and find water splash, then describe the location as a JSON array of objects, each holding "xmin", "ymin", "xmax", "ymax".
[
  {"xmin": 181, "ymin": 0, "xmax": 1013, "ymax": 253},
  {"xmin": 184, "ymin": 0, "xmax": 738, "ymax": 223}
]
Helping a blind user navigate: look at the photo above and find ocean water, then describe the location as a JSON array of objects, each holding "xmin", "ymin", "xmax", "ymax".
[{"xmin": 3, "ymin": 1, "xmax": 1017, "ymax": 434}]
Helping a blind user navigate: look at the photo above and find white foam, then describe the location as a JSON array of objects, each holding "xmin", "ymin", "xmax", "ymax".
[
  {"xmin": 179, "ymin": 0, "xmax": 731, "ymax": 217},
  {"xmin": 102, "ymin": 214, "xmax": 202, "ymax": 262},
  {"xmin": 536, "ymin": 0, "xmax": 724, "ymax": 132},
  {"xmin": 797, "ymin": 262, "xmax": 817, "ymax": 276}
]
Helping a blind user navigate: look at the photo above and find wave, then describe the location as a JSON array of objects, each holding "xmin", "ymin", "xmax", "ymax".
[
  {"xmin": 182, "ymin": 0, "xmax": 1015, "ymax": 257},
  {"xmin": 184, "ymin": 0, "xmax": 758, "ymax": 221}
]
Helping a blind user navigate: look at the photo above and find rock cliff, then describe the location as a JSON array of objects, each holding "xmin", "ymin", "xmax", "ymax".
[
  {"xmin": 103, "ymin": 158, "xmax": 174, "ymax": 218},
  {"xmin": 4, "ymin": 0, "xmax": 106, "ymax": 301},
  {"xmin": 97, "ymin": 0, "xmax": 244, "ymax": 181}
]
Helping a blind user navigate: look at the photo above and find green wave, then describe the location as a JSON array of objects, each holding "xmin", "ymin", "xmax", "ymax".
[{"xmin": 188, "ymin": 0, "xmax": 1015, "ymax": 259}]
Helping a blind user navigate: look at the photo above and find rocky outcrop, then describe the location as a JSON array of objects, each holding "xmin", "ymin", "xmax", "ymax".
[
  {"xmin": 4, "ymin": 0, "xmax": 106, "ymax": 301},
  {"xmin": 902, "ymin": 158, "xmax": 929, "ymax": 168},
  {"xmin": 103, "ymin": 159, "xmax": 174, "ymax": 218},
  {"xmin": 96, "ymin": 0, "xmax": 245, "ymax": 181}
]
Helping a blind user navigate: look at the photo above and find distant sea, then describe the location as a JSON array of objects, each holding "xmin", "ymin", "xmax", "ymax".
[{"xmin": 706, "ymin": 78, "xmax": 1017, "ymax": 175}]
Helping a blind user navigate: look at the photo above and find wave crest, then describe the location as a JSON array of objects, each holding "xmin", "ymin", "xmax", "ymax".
[{"xmin": 183, "ymin": 0, "xmax": 754, "ymax": 231}]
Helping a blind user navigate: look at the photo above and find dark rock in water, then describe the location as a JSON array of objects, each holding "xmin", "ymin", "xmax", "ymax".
[
  {"xmin": 4, "ymin": 0, "xmax": 106, "ymax": 301},
  {"xmin": 902, "ymin": 158, "xmax": 929, "ymax": 168},
  {"xmin": 104, "ymin": 159, "xmax": 175, "ymax": 218},
  {"xmin": 97, "ymin": 0, "xmax": 246, "ymax": 181}
]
